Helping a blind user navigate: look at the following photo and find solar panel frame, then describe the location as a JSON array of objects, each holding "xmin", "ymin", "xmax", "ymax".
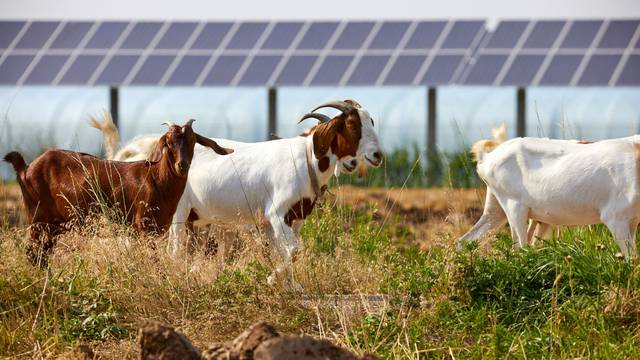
[
  {"xmin": 383, "ymin": 55, "xmax": 425, "ymax": 85},
  {"xmin": 95, "ymin": 55, "xmax": 139, "ymax": 85},
  {"xmin": 238, "ymin": 55, "xmax": 281, "ymax": 85},
  {"xmin": 310, "ymin": 55, "xmax": 353, "ymax": 85},
  {"xmin": 538, "ymin": 54, "xmax": 583, "ymax": 85},
  {"xmin": 130, "ymin": 55, "xmax": 173, "ymax": 85},
  {"xmin": 226, "ymin": 22, "xmax": 268, "ymax": 49},
  {"xmin": 616, "ymin": 54, "xmax": 640, "ymax": 85},
  {"xmin": 560, "ymin": 20, "xmax": 603, "ymax": 49},
  {"xmin": 333, "ymin": 22, "xmax": 375, "ymax": 49},
  {"xmin": 296, "ymin": 22, "xmax": 338, "ymax": 50},
  {"xmin": 441, "ymin": 20, "xmax": 484, "ymax": 49},
  {"xmin": 166, "ymin": 55, "xmax": 210, "ymax": 85},
  {"xmin": 202, "ymin": 55, "xmax": 245, "ymax": 85},
  {"xmin": 191, "ymin": 22, "xmax": 233, "ymax": 49}
]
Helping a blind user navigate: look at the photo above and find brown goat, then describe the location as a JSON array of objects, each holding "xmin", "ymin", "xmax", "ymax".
[{"xmin": 4, "ymin": 119, "xmax": 233, "ymax": 265}]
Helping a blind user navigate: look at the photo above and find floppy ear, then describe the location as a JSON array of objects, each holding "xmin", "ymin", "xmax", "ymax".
[
  {"xmin": 312, "ymin": 118, "xmax": 342, "ymax": 159},
  {"xmin": 148, "ymin": 134, "xmax": 167, "ymax": 163},
  {"xmin": 195, "ymin": 133, "xmax": 234, "ymax": 155}
]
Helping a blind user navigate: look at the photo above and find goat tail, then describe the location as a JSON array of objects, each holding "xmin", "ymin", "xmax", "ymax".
[
  {"xmin": 89, "ymin": 112, "xmax": 119, "ymax": 160},
  {"xmin": 470, "ymin": 122, "xmax": 506, "ymax": 162},
  {"xmin": 4, "ymin": 151, "xmax": 27, "ymax": 175}
]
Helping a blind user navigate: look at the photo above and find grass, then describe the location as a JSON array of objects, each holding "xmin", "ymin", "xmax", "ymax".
[{"xmin": 1, "ymin": 192, "xmax": 639, "ymax": 359}]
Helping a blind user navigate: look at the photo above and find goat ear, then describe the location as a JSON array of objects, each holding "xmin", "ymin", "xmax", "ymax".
[
  {"xmin": 148, "ymin": 134, "xmax": 167, "ymax": 163},
  {"xmin": 195, "ymin": 133, "xmax": 234, "ymax": 155},
  {"xmin": 312, "ymin": 118, "xmax": 342, "ymax": 158}
]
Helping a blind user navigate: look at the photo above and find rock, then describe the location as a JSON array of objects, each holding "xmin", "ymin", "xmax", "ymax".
[
  {"xmin": 254, "ymin": 335, "xmax": 379, "ymax": 360},
  {"xmin": 202, "ymin": 322, "xmax": 279, "ymax": 360},
  {"xmin": 138, "ymin": 321, "xmax": 201, "ymax": 360}
]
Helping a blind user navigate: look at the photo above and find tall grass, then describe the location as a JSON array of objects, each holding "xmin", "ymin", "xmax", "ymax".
[{"xmin": 1, "ymin": 193, "xmax": 639, "ymax": 358}]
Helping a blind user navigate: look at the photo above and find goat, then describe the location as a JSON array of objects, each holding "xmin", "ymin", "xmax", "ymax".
[
  {"xmin": 4, "ymin": 120, "xmax": 233, "ymax": 265},
  {"xmin": 460, "ymin": 129, "xmax": 640, "ymax": 258},
  {"xmin": 168, "ymin": 100, "xmax": 382, "ymax": 287}
]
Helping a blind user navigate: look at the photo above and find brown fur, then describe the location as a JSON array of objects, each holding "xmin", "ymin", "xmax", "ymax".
[
  {"xmin": 284, "ymin": 198, "xmax": 315, "ymax": 227},
  {"xmin": 311, "ymin": 109, "xmax": 362, "ymax": 160},
  {"xmin": 4, "ymin": 123, "xmax": 233, "ymax": 265}
]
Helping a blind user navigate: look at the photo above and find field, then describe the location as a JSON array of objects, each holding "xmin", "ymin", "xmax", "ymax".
[{"xmin": 1, "ymin": 181, "xmax": 640, "ymax": 359}]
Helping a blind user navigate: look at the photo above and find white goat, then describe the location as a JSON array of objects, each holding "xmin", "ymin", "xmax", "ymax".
[
  {"xmin": 461, "ymin": 130, "xmax": 640, "ymax": 257},
  {"xmin": 169, "ymin": 100, "xmax": 382, "ymax": 286}
]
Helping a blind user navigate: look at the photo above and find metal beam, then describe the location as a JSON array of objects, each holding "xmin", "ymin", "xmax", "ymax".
[
  {"xmin": 109, "ymin": 86, "xmax": 119, "ymax": 128},
  {"xmin": 427, "ymin": 87, "xmax": 437, "ymax": 154},
  {"xmin": 516, "ymin": 87, "xmax": 526, "ymax": 137},
  {"xmin": 267, "ymin": 87, "xmax": 277, "ymax": 140}
]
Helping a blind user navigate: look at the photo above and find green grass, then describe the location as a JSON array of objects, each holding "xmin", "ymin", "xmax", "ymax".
[{"xmin": 1, "ymin": 198, "xmax": 639, "ymax": 358}]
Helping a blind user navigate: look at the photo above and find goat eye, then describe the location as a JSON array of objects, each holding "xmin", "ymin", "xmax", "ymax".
[{"xmin": 371, "ymin": 118, "xmax": 375, "ymax": 126}]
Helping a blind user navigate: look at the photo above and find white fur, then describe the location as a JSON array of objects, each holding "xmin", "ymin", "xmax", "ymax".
[{"xmin": 461, "ymin": 135, "xmax": 640, "ymax": 257}]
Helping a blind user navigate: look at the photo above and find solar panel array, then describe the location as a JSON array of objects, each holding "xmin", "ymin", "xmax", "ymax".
[{"xmin": 0, "ymin": 19, "xmax": 638, "ymax": 87}]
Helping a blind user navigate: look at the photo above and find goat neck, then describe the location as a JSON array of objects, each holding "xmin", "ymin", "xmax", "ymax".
[{"xmin": 306, "ymin": 135, "xmax": 337, "ymax": 199}]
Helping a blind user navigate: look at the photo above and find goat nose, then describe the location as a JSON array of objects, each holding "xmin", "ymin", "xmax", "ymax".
[
  {"xmin": 373, "ymin": 151, "xmax": 382, "ymax": 161},
  {"xmin": 350, "ymin": 159, "xmax": 358, "ymax": 166}
]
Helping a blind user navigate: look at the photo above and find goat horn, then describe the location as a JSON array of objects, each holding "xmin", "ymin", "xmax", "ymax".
[
  {"xmin": 185, "ymin": 118, "xmax": 196, "ymax": 127},
  {"xmin": 162, "ymin": 121, "xmax": 176, "ymax": 128},
  {"xmin": 311, "ymin": 100, "xmax": 354, "ymax": 114},
  {"xmin": 298, "ymin": 112, "xmax": 331, "ymax": 124}
]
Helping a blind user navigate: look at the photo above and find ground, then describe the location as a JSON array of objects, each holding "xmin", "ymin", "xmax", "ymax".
[{"xmin": 1, "ymin": 182, "xmax": 639, "ymax": 359}]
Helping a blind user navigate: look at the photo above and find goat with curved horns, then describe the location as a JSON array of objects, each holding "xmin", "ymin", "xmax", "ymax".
[
  {"xmin": 170, "ymin": 100, "xmax": 383, "ymax": 288},
  {"xmin": 4, "ymin": 120, "xmax": 233, "ymax": 265}
]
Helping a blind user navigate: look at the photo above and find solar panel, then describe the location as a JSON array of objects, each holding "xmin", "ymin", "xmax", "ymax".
[
  {"xmin": 441, "ymin": 21, "xmax": 483, "ymax": 49},
  {"xmin": 347, "ymin": 55, "xmax": 389, "ymax": 85},
  {"xmin": 191, "ymin": 22, "xmax": 232, "ymax": 49},
  {"xmin": 167, "ymin": 55, "xmax": 209, "ymax": 85},
  {"xmin": 501, "ymin": 55, "xmax": 545, "ymax": 85},
  {"xmin": 0, "ymin": 55, "xmax": 34, "ymax": 83},
  {"xmin": 95, "ymin": 55, "xmax": 139, "ymax": 85},
  {"xmin": 156, "ymin": 22, "xmax": 196, "ymax": 49},
  {"xmin": 0, "ymin": 21, "xmax": 25, "ymax": 48},
  {"xmin": 227, "ymin": 22, "xmax": 267, "ymax": 49},
  {"xmin": 578, "ymin": 55, "xmax": 621, "ymax": 85},
  {"xmin": 405, "ymin": 21, "xmax": 446, "ymax": 49},
  {"xmin": 598, "ymin": 20, "xmax": 639, "ymax": 49},
  {"xmin": 275, "ymin": 55, "xmax": 317, "ymax": 85},
  {"xmin": 383, "ymin": 55, "xmax": 425, "ymax": 85},
  {"xmin": 15, "ymin": 22, "xmax": 58, "ymax": 49},
  {"xmin": 51, "ymin": 22, "xmax": 92, "ymax": 49},
  {"xmin": 464, "ymin": 54, "xmax": 507, "ymax": 84},
  {"xmin": 422, "ymin": 55, "xmax": 463, "ymax": 84},
  {"xmin": 262, "ymin": 22, "xmax": 303, "ymax": 49},
  {"xmin": 121, "ymin": 22, "xmax": 162, "ymax": 49},
  {"xmin": 539, "ymin": 54, "xmax": 583, "ymax": 85},
  {"xmin": 333, "ymin": 22, "xmax": 374, "ymax": 49},
  {"xmin": 24, "ymin": 55, "xmax": 67, "ymax": 84},
  {"xmin": 297, "ymin": 22, "xmax": 337, "ymax": 49},
  {"xmin": 369, "ymin": 22, "xmax": 409, "ymax": 49},
  {"xmin": 486, "ymin": 21, "xmax": 527, "ymax": 49},
  {"xmin": 310, "ymin": 55, "xmax": 353, "ymax": 85},
  {"xmin": 85, "ymin": 22, "xmax": 127, "ymax": 49},
  {"xmin": 560, "ymin": 21, "xmax": 603, "ymax": 48},
  {"xmin": 523, "ymin": 21, "xmax": 565, "ymax": 49},
  {"xmin": 202, "ymin": 55, "xmax": 245, "ymax": 85},
  {"xmin": 0, "ymin": 19, "xmax": 638, "ymax": 87},
  {"xmin": 60, "ymin": 55, "xmax": 103, "ymax": 84},
  {"xmin": 238, "ymin": 55, "xmax": 281, "ymax": 85},
  {"xmin": 131, "ymin": 55, "xmax": 173, "ymax": 85},
  {"xmin": 616, "ymin": 55, "xmax": 640, "ymax": 85}
]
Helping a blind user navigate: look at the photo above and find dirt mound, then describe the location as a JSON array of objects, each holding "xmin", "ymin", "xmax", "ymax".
[{"xmin": 138, "ymin": 321, "xmax": 378, "ymax": 360}]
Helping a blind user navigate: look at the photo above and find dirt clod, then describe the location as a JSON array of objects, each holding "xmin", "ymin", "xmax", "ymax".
[{"xmin": 138, "ymin": 321, "xmax": 201, "ymax": 360}]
